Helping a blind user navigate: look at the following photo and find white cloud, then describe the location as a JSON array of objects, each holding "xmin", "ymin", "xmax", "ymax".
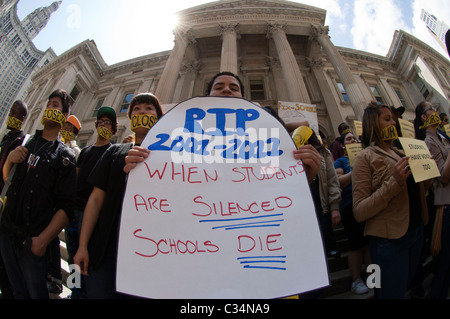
[
  {"xmin": 295, "ymin": 0, "xmax": 347, "ymax": 27},
  {"xmin": 351, "ymin": 0, "xmax": 410, "ymax": 55}
]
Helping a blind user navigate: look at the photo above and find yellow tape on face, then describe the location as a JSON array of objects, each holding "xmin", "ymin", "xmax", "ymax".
[
  {"xmin": 420, "ymin": 112, "xmax": 441, "ymax": 130},
  {"xmin": 97, "ymin": 126, "xmax": 113, "ymax": 141},
  {"xmin": 381, "ymin": 125, "xmax": 398, "ymax": 141},
  {"xmin": 130, "ymin": 114, "xmax": 157, "ymax": 132},
  {"xmin": 6, "ymin": 116, "xmax": 23, "ymax": 130},
  {"xmin": 291, "ymin": 125, "xmax": 313, "ymax": 148},
  {"xmin": 60, "ymin": 130, "xmax": 76, "ymax": 142},
  {"xmin": 41, "ymin": 108, "xmax": 66, "ymax": 127}
]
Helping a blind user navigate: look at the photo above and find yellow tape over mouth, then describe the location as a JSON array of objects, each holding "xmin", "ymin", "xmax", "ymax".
[
  {"xmin": 41, "ymin": 108, "xmax": 66, "ymax": 127},
  {"xmin": 6, "ymin": 116, "xmax": 23, "ymax": 130},
  {"xmin": 60, "ymin": 130, "xmax": 76, "ymax": 142},
  {"xmin": 420, "ymin": 112, "xmax": 441, "ymax": 130},
  {"xmin": 381, "ymin": 125, "xmax": 398, "ymax": 141},
  {"xmin": 131, "ymin": 114, "xmax": 157, "ymax": 132},
  {"xmin": 97, "ymin": 126, "xmax": 113, "ymax": 141}
]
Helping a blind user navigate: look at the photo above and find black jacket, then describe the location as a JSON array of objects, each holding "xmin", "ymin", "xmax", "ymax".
[{"xmin": 1, "ymin": 130, "xmax": 77, "ymax": 242}]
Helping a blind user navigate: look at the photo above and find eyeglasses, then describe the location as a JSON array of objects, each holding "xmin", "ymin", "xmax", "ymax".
[
  {"xmin": 422, "ymin": 105, "xmax": 438, "ymax": 114},
  {"xmin": 97, "ymin": 119, "xmax": 113, "ymax": 125}
]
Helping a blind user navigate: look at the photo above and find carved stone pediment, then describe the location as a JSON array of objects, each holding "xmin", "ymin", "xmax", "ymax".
[
  {"xmin": 181, "ymin": 0, "xmax": 325, "ymax": 15},
  {"xmin": 178, "ymin": 0, "xmax": 326, "ymax": 27}
]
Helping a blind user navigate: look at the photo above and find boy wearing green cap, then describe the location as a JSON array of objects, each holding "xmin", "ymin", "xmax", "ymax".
[{"xmin": 65, "ymin": 106, "xmax": 117, "ymax": 298}]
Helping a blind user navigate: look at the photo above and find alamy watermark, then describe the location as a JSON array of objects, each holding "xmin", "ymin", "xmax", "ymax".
[{"xmin": 147, "ymin": 125, "xmax": 282, "ymax": 169}]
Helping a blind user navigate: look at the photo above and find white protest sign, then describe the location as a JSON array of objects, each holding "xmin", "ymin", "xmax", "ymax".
[
  {"xmin": 116, "ymin": 96, "xmax": 328, "ymax": 299},
  {"xmin": 278, "ymin": 101, "xmax": 319, "ymax": 135}
]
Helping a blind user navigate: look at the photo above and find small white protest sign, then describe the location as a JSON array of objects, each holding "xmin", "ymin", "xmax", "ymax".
[
  {"xmin": 116, "ymin": 96, "xmax": 328, "ymax": 299},
  {"xmin": 278, "ymin": 101, "xmax": 319, "ymax": 135}
]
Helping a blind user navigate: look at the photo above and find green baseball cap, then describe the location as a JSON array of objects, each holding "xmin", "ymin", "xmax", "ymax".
[{"xmin": 97, "ymin": 106, "xmax": 117, "ymax": 122}]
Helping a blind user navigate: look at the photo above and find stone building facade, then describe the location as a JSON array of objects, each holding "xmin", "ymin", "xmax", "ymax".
[
  {"xmin": 21, "ymin": 0, "xmax": 450, "ymax": 147},
  {"xmin": 0, "ymin": 0, "xmax": 59, "ymax": 127}
]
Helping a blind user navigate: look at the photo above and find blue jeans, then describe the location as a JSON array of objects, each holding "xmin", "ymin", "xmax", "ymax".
[
  {"xmin": 430, "ymin": 205, "xmax": 450, "ymax": 299},
  {"xmin": 65, "ymin": 209, "xmax": 86, "ymax": 298},
  {"xmin": 369, "ymin": 225, "xmax": 424, "ymax": 299},
  {"xmin": 0, "ymin": 230, "xmax": 49, "ymax": 298},
  {"xmin": 83, "ymin": 240, "xmax": 127, "ymax": 299}
]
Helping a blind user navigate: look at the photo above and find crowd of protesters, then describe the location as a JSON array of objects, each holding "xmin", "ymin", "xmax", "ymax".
[{"xmin": 0, "ymin": 71, "xmax": 448, "ymax": 299}]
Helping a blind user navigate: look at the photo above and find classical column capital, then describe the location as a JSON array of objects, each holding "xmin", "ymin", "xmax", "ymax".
[
  {"xmin": 266, "ymin": 21, "xmax": 287, "ymax": 39},
  {"xmin": 309, "ymin": 24, "xmax": 330, "ymax": 41},
  {"xmin": 265, "ymin": 56, "xmax": 281, "ymax": 69},
  {"xmin": 173, "ymin": 28, "xmax": 197, "ymax": 45},
  {"xmin": 305, "ymin": 57, "xmax": 325, "ymax": 69},
  {"xmin": 180, "ymin": 61, "xmax": 202, "ymax": 75},
  {"xmin": 219, "ymin": 22, "xmax": 240, "ymax": 34}
]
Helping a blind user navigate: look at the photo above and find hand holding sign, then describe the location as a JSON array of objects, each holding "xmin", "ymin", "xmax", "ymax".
[
  {"xmin": 398, "ymin": 137, "xmax": 440, "ymax": 183},
  {"xmin": 117, "ymin": 97, "xmax": 328, "ymax": 299}
]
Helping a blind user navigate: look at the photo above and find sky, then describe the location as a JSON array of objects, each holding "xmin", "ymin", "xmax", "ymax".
[{"xmin": 16, "ymin": 0, "xmax": 450, "ymax": 66}]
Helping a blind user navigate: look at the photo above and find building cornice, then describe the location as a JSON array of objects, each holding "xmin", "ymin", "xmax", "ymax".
[
  {"xmin": 337, "ymin": 47, "xmax": 392, "ymax": 66},
  {"xmin": 102, "ymin": 52, "xmax": 170, "ymax": 75},
  {"xmin": 31, "ymin": 40, "xmax": 102, "ymax": 81},
  {"xmin": 177, "ymin": 0, "xmax": 326, "ymax": 35},
  {"xmin": 31, "ymin": 40, "xmax": 170, "ymax": 82},
  {"xmin": 388, "ymin": 30, "xmax": 450, "ymax": 68}
]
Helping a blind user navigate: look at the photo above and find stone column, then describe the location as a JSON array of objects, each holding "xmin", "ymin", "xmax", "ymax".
[
  {"xmin": 155, "ymin": 28, "xmax": 195, "ymax": 104},
  {"xmin": 306, "ymin": 57, "xmax": 345, "ymax": 136},
  {"xmin": 310, "ymin": 25, "xmax": 366, "ymax": 119},
  {"xmin": 219, "ymin": 23, "xmax": 239, "ymax": 74},
  {"xmin": 267, "ymin": 22, "xmax": 311, "ymax": 103},
  {"xmin": 175, "ymin": 61, "xmax": 201, "ymax": 101},
  {"xmin": 266, "ymin": 56, "xmax": 289, "ymax": 101}
]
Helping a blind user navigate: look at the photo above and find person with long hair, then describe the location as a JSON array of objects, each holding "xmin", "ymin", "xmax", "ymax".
[
  {"xmin": 352, "ymin": 101, "xmax": 429, "ymax": 298},
  {"xmin": 414, "ymin": 101, "xmax": 450, "ymax": 298}
]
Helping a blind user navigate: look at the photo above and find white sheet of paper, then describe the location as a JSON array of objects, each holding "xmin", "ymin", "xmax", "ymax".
[{"xmin": 116, "ymin": 97, "xmax": 328, "ymax": 299}]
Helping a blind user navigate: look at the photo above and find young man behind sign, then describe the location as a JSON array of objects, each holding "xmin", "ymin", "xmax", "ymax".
[{"xmin": 74, "ymin": 93, "xmax": 164, "ymax": 298}]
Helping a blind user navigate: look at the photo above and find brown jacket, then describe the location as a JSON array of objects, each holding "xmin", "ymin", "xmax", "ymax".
[
  {"xmin": 352, "ymin": 145, "xmax": 428, "ymax": 239},
  {"xmin": 317, "ymin": 149, "xmax": 341, "ymax": 215}
]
